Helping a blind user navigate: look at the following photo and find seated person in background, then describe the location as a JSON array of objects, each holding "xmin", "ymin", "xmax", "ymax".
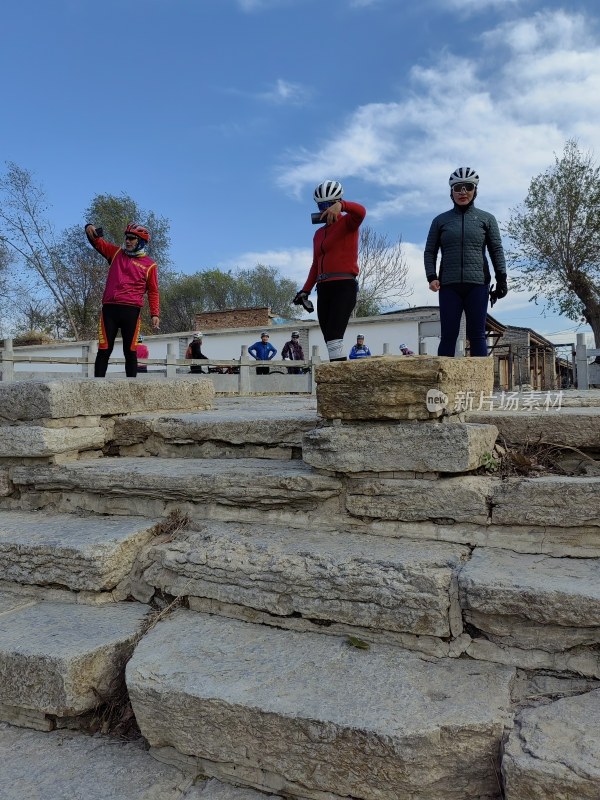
[
  {"xmin": 399, "ymin": 343, "xmax": 415, "ymax": 355},
  {"xmin": 281, "ymin": 331, "xmax": 305, "ymax": 374},
  {"xmin": 349, "ymin": 334, "xmax": 371, "ymax": 359},
  {"xmin": 136, "ymin": 334, "xmax": 149, "ymax": 373},
  {"xmin": 248, "ymin": 331, "xmax": 277, "ymax": 374},
  {"xmin": 185, "ymin": 332, "xmax": 209, "ymax": 373}
]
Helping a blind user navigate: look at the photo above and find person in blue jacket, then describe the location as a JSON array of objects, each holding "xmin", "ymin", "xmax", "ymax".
[
  {"xmin": 248, "ymin": 331, "xmax": 277, "ymax": 374},
  {"xmin": 349, "ymin": 334, "xmax": 372, "ymax": 359}
]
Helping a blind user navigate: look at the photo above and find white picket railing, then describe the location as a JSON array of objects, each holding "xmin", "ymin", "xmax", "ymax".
[
  {"xmin": 575, "ymin": 333, "xmax": 600, "ymax": 389},
  {"xmin": 0, "ymin": 340, "xmax": 328, "ymax": 395}
]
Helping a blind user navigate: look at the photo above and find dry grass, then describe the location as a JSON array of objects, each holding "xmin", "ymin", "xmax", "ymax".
[{"xmin": 482, "ymin": 437, "xmax": 599, "ymax": 478}]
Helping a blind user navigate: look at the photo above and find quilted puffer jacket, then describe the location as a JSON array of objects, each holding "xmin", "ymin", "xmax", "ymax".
[{"xmin": 424, "ymin": 204, "xmax": 506, "ymax": 286}]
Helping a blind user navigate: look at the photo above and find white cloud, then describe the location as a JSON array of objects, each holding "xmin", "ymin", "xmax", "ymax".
[
  {"xmin": 276, "ymin": 9, "xmax": 600, "ymax": 227},
  {"xmin": 217, "ymin": 247, "xmax": 312, "ymax": 284},
  {"xmin": 258, "ymin": 79, "xmax": 311, "ymax": 105}
]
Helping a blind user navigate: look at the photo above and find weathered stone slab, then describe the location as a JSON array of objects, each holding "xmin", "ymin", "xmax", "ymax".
[
  {"xmin": 128, "ymin": 611, "xmax": 514, "ymax": 800},
  {"xmin": 316, "ymin": 355, "xmax": 494, "ymax": 420},
  {"xmin": 303, "ymin": 421, "xmax": 498, "ymax": 473},
  {"xmin": 11, "ymin": 457, "xmax": 342, "ymax": 512},
  {"xmin": 466, "ymin": 406, "xmax": 600, "ymax": 449},
  {"xmin": 459, "ymin": 548, "xmax": 600, "ymax": 650},
  {"xmin": 0, "ymin": 378, "xmax": 215, "ymax": 422},
  {"xmin": 502, "ymin": 690, "xmax": 600, "ymax": 799},
  {"xmin": 111, "ymin": 409, "xmax": 319, "ymax": 448},
  {"xmin": 346, "ymin": 475, "xmax": 492, "ymax": 523},
  {"xmin": 0, "ymin": 722, "xmax": 193, "ymax": 799},
  {"xmin": 0, "ymin": 425, "xmax": 106, "ymax": 457},
  {"xmin": 0, "ymin": 600, "xmax": 148, "ymax": 718},
  {"xmin": 140, "ymin": 521, "xmax": 469, "ymax": 637},
  {"xmin": 492, "ymin": 476, "xmax": 600, "ymax": 527},
  {"xmin": 0, "ymin": 510, "xmax": 159, "ymax": 591}
]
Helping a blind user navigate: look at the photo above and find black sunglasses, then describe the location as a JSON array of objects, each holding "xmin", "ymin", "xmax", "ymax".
[{"xmin": 452, "ymin": 183, "xmax": 475, "ymax": 193}]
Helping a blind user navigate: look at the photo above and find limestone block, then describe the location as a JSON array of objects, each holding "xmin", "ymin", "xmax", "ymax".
[
  {"xmin": 502, "ymin": 690, "xmax": 600, "ymax": 799},
  {"xmin": 0, "ymin": 378, "xmax": 215, "ymax": 422},
  {"xmin": 303, "ymin": 421, "xmax": 498, "ymax": 473},
  {"xmin": 111, "ymin": 409, "xmax": 319, "ymax": 448},
  {"xmin": 0, "ymin": 510, "xmax": 160, "ymax": 591},
  {"xmin": 346, "ymin": 475, "xmax": 492, "ymax": 523},
  {"xmin": 492, "ymin": 476, "xmax": 600, "ymax": 527},
  {"xmin": 466, "ymin": 407, "xmax": 600, "ymax": 449},
  {"xmin": 0, "ymin": 723, "xmax": 192, "ymax": 799},
  {"xmin": 316, "ymin": 355, "xmax": 494, "ymax": 420},
  {"xmin": 127, "ymin": 611, "xmax": 515, "ymax": 800},
  {"xmin": 0, "ymin": 600, "xmax": 148, "ymax": 717},
  {"xmin": 466, "ymin": 637, "xmax": 600, "ymax": 678},
  {"xmin": 141, "ymin": 522, "xmax": 469, "ymax": 637},
  {"xmin": 459, "ymin": 548, "xmax": 600, "ymax": 637},
  {"xmin": 0, "ymin": 426, "xmax": 106, "ymax": 457},
  {"xmin": 11, "ymin": 457, "xmax": 342, "ymax": 511}
]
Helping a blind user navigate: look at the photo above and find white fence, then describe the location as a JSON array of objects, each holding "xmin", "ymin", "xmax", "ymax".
[
  {"xmin": 575, "ymin": 333, "xmax": 600, "ymax": 389},
  {"xmin": 0, "ymin": 338, "xmax": 413, "ymax": 395}
]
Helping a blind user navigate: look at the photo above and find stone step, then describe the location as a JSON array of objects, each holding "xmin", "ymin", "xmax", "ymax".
[
  {"xmin": 0, "ymin": 595, "xmax": 148, "ymax": 728},
  {"xmin": 127, "ymin": 610, "xmax": 515, "ymax": 800},
  {"xmin": 0, "ymin": 723, "xmax": 278, "ymax": 800},
  {"xmin": 0, "ymin": 722, "xmax": 193, "ymax": 799},
  {"xmin": 502, "ymin": 690, "xmax": 600, "ymax": 798},
  {"xmin": 109, "ymin": 400, "xmax": 319, "ymax": 460},
  {"xmin": 0, "ymin": 377, "xmax": 214, "ymax": 422},
  {"xmin": 0, "ymin": 510, "xmax": 159, "ymax": 593},
  {"xmin": 459, "ymin": 548, "xmax": 600, "ymax": 678},
  {"xmin": 466, "ymin": 406, "xmax": 600, "ymax": 450},
  {"xmin": 138, "ymin": 520, "xmax": 469, "ymax": 652},
  {"xmin": 9, "ymin": 457, "xmax": 343, "ymax": 524}
]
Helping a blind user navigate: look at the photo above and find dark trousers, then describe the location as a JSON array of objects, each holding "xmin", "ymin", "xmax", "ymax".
[
  {"xmin": 438, "ymin": 283, "xmax": 489, "ymax": 357},
  {"xmin": 256, "ymin": 366, "xmax": 270, "ymax": 375},
  {"xmin": 95, "ymin": 303, "xmax": 142, "ymax": 377},
  {"xmin": 316, "ymin": 279, "xmax": 358, "ymax": 342}
]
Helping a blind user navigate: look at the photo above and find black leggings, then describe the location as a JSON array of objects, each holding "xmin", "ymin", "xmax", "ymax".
[
  {"xmin": 95, "ymin": 303, "xmax": 142, "ymax": 377},
  {"xmin": 316, "ymin": 279, "xmax": 358, "ymax": 342}
]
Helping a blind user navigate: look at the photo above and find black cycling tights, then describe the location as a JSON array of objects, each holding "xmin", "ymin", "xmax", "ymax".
[
  {"xmin": 95, "ymin": 303, "xmax": 142, "ymax": 377},
  {"xmin": 316, "ymin": 279, "xmax": 358, "ymax": 343}
]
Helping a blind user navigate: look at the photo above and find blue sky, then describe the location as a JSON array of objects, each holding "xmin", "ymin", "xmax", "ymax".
[{"xmin": 2, "ymin": 0, "xmax": 599, "ymax": 351}]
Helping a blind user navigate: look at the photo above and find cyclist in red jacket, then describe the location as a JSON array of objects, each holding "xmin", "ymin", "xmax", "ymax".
[
  {"xmin": 294, "ymin": 181, "xmax": 366, "ymax": 362},
  {"xmin": 85, "ymin": 222, "xmax": 160, "ymax": 377}
]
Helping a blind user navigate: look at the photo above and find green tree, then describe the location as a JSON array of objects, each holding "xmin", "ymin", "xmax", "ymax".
[
  {"xmin": 159, "ymin": 265, "xmax": 302, "ymax": 333},
  {"xmin": 354, "ymin": 226, "xmax": 411, "ymax": 317},
  {"xmin": 505, "ymin": 140, "xmax": 600, "ymax": 348}
]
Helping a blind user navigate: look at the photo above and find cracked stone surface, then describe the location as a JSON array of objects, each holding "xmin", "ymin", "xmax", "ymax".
[{"xmin": 502, "ymin": 689, "xmax": 600, "ymax": 799}]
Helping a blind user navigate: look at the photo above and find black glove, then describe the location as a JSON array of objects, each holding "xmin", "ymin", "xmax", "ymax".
[
  {"xmin": 293, "ymin": 291, "xmax": 314, "ymax": 313},
  {"xmin": 495, "ymin": 275, "xmax": 508, "ymax": 299},
  {"xmin": 489, "ymin": 276, "xmax": 508, "ymax": 307}
]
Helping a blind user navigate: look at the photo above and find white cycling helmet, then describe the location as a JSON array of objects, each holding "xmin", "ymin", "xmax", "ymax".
[
  {"xmin": 314, "ymin": 180, "xmax": 344, "ymax": 203},
  {"xmin": 449, "ymin": 167, "xmax": 480, "ymax": 187}
]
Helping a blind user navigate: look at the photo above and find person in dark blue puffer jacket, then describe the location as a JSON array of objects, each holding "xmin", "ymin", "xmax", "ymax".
[{"xmin": 424, "ymin": 167, "xmax": 507, "ymax": 357}]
